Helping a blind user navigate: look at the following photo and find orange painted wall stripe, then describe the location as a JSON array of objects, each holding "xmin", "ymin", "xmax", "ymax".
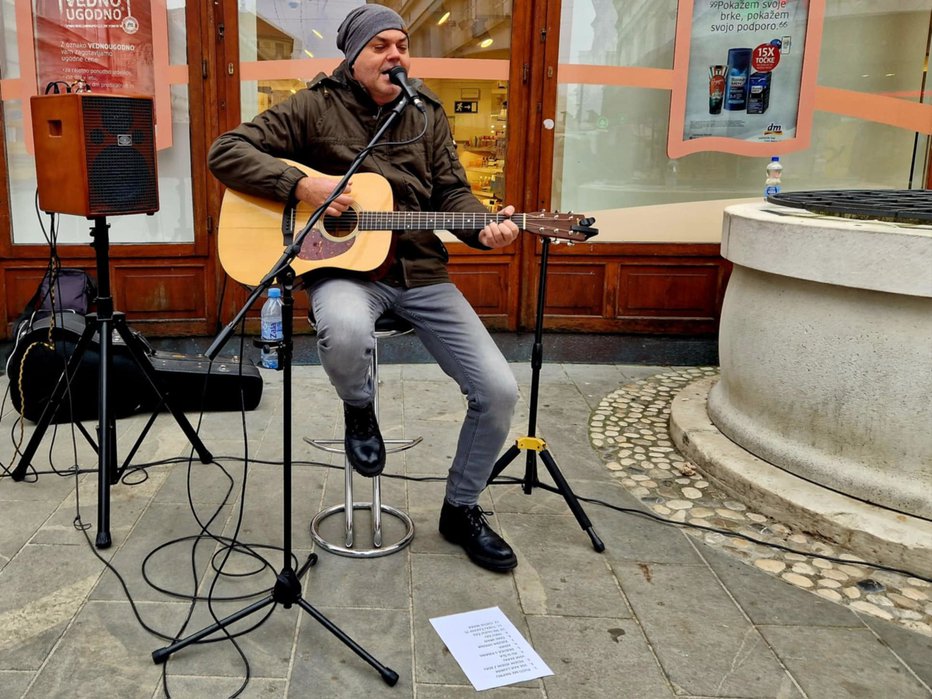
[
  {"xmin": 814, "ymin": 86, "xmax": 932, "ymax": 135},
  {"xmin": 4, "ymin": 50, "xmax": 929, "ymax": 138},
  {"xmin": 555, "ymin": 64, "xmax": 932, "ymax": 136},
  {"xmin": 239, "ymin": 57, "xmax": 509, "ymax": 82}
]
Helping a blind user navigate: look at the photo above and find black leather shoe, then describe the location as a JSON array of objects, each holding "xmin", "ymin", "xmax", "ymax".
[
  {"xmin": 439, "ymin": 500, "xmax": 517, "ymax": 572},
  {"xmin": 343, "ymin": 402, "xmax": 385, "ymax": 477}
]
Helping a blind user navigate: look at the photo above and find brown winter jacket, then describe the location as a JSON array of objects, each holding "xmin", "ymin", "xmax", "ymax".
[{"xmin": 207, "ymin": 62, "xmax": 491, "ymax": 288}]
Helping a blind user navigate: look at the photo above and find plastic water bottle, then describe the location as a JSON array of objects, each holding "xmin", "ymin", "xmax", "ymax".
[
  {"xmin": 764, "ymin": 156, "xmax": 783, "ymax": 199},
  {"xmin": 259, "ymin": 287, "xmax": 283, "ymax": 369}
]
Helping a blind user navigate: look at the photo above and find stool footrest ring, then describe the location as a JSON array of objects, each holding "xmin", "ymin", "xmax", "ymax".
[
  {"xmin": 311, "ymin": 503, "xmax": 415, "ymax": 558},
  {"xmin": 304, "ymin": 435, "xmax": 423, "ymax": 455}
]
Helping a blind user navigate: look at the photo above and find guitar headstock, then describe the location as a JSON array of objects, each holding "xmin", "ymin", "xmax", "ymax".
[{"xmin": 522, "ymin": 212, "xmax": 598, "ymax": 242}]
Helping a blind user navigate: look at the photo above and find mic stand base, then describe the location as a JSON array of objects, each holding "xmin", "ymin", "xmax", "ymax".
[
  {"xmin": 491, "ymin": 440, "xmax": 605, "ymax": 552},
  {"xmin": 151, "ymin": 557, "xmax": 399, "ymax": 686},
  {"xmin": 153, "ymin": 268, "xmax": 397, "ymax": 686}
]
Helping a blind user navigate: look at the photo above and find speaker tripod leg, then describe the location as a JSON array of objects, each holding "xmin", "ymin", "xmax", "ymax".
[
  {"xmin": 95, "ymin": 311, "xmax": 116, "ymax": 548},
  {"xmin": 110, "ymin": 316, "xmax": 212, "ymax": 465},
  {"xmin": 11, "ymin": 317, "xmax": 100, "ymax": 481}
]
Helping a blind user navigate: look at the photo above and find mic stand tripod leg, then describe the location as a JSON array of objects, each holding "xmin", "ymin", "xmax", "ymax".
[
  {"xmin": 537, "ymin": 447, "xmax": 604, "ymax": 552},
  {"xmin": 152, "ymin": 559, "xmax": 398, "ymax": 686}
]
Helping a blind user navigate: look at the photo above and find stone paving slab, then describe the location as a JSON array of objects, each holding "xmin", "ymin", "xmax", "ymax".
[
  {"xmin": 529, "ymin": 615, "xmax": 673, "ymax": 697},
  {"xmin": 759, "ymin": 625, "xmax": 931, "ymax": 698},
  {"xmin": 614, "ymin": 560, "xmax": 801, "ymax": 697}
]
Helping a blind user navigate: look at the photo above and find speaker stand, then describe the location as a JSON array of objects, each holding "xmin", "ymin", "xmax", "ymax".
[{"xmin": 10, "ymin": 217, "xmax": 212, "ymax": 548}]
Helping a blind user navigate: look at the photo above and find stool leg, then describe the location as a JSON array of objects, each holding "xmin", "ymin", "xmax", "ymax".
[
  {"xmin": 343, "ymin": 456, "xmax": 354, "ymax": 548},
  {"xmin": 372, "ymin": 478, "xmax": 383, "ymax": 547},
  {"xmin": 307, "ymin": 326, "xmax": 415, "ymax": 558},
  {"xmin": 371, "ymin": 339, "xmax": 383, "ymax": 548}
]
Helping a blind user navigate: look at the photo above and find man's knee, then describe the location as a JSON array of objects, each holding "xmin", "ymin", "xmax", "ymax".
[{"xmin": 474, "ymin": 372, "xmax": 518, "ymax": 415}]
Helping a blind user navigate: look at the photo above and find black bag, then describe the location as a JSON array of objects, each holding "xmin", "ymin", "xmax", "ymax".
[
  {"xmin": 5, "ymin": 312, "xmax": 150, "ymax": 423},
  {"xmin": 18, "ymin": 268, "xmax": 97, "ymax": 323}
]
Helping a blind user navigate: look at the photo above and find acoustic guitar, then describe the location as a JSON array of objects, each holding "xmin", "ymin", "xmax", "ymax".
[{"xmin": 217, "ymin": 160, "xmax": 597, "ymax": 287}]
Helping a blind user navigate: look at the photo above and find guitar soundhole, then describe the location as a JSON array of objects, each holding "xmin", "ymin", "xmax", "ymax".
[{"xmin": 321, "ymin": 209, "xmax": 359, "ymax": 241}]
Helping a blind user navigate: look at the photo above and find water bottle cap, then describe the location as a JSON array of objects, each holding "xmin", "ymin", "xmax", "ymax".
[
  {"xmin": 268, "ymin": 288, "xmax": 282, "ymax": 298},
  {"xmin": 771, "ymin": 156, "xmax": 780, "ymax": 162}
]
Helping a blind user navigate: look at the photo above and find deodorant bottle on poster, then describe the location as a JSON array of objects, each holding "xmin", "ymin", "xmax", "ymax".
[
  {"xmin": 747, "ymin": 72, "xmax": 772, "ymax": 114},
  {"xmin": 709, "ymin": 66, "xmax": 726, "ymax": 114},
  {"xmin": 724, "ymin": 48, "xmax": 752, "ymax": 111}
]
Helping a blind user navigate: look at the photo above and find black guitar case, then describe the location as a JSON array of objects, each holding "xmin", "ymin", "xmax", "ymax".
[{"xmin": 5, "ymin": 313, "xmax": 263, "ymax": 423}]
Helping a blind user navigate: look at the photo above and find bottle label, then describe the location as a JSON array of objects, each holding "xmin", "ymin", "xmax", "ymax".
[
  {"xmin": 764, "ymin": 184, "xmax": 781, "ymax": 197},
  {"xmin": 261, "ymin": 319, "xmax": 283, "ymax": 341}
]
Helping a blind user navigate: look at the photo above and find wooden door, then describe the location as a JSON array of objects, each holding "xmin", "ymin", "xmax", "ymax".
[{"xmin": 0, "ymin": 0, "xmax": 218, "ymax": 339}]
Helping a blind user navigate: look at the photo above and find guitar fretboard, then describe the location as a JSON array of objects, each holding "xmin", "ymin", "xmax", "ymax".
[{"xmin": 357, "ymin": 212, "xmax": 526, "ymax": 231}]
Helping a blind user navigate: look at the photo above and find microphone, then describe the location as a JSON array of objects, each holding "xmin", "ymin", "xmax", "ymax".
[{"xmin": 388, "ymin": 66, "xmax": 425, "ymax": 112}]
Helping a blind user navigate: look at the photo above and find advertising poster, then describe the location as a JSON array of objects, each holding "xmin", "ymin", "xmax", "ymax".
[
  {"xmin": 33, "ymin": 0, "xmax": 155, "ymax": 95},
  {"xmin": 668, "ymin": 0, "xmax": 825, "ymax": 157}
]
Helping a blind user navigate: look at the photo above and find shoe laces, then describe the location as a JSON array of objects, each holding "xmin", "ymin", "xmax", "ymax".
[{"xmin": 464, "ymin": 505, "xmax": 493, "ymax": 531}]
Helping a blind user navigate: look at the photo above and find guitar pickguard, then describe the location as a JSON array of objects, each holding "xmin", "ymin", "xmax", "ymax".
[{"xmin": 298, "ymin": 227, "xmax": 356, "ymax": 261}]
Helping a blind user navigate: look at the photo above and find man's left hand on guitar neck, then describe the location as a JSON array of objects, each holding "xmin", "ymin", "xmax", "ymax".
[{"xmin": 478, "ymin": 205, "xmax": 520, "ymax": 249}]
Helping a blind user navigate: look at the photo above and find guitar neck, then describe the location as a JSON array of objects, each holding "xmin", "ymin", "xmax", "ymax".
[{"xmin": 357, "ymin": 211, "xmax": 523, "ymax": 231}]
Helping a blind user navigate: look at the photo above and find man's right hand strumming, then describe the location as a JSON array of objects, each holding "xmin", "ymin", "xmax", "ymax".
[{"xmin": 295, "ymin": 176, "xmax": 355, "ymax": 217}]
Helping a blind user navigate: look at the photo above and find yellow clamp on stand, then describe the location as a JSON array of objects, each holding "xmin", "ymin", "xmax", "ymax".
[{"xmin": 516, "ymin": 436, "xmax": 546, "ymax": 452}]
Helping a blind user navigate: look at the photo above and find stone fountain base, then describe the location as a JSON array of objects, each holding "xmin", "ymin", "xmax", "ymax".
[{"xmin": 671, "ymin": 376, "xmax": 932, "ymax": 579}]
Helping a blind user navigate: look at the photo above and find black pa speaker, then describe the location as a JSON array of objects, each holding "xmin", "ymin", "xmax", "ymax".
[{"xmin": 31, "ymin": 93, "xmax": 159, "ymax": 217}]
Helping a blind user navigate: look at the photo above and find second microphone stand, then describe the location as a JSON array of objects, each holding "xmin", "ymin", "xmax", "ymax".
[{"xmin": 487, "ymin": 233, "xmax": 605, "ymax": 553}]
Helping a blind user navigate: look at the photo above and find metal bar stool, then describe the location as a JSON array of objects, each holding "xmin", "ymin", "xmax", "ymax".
[{"xmin": 304, "ymin": 311, "xmax": 420, "ymax": 557}]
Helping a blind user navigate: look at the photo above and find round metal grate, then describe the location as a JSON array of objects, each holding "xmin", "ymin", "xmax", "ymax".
[{"xmin": 767, "ymin": 189, "xmax": 932, "ymax": 225}]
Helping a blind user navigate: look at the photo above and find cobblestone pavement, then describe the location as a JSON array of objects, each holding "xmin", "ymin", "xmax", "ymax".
[{"xmin": 590, "ymin": 367, "xmax": 932, "ymax": 637}]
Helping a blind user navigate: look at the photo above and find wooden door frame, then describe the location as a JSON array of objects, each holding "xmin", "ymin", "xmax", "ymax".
[{"xmin": 516, "ymin": 0, "xmax": 562, "ymax": 331}]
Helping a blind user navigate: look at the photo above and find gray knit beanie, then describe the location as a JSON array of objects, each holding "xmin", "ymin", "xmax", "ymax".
[{"xmin": 336, "ymin": 4, "xmax": 408, "ymax": 70}]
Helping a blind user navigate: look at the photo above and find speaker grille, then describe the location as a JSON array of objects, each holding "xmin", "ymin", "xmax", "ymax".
[{"xmin": 82, "ymin": 96, "xmax": 159, "ymax": 216}]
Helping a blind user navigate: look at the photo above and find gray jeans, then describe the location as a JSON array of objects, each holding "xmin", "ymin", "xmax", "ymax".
[{"xmin": 307, "ymin": 278, "xmax": 518, "ymax": 506}]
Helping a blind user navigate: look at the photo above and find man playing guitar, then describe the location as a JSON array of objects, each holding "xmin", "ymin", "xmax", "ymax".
[{"xmin": 209, "ymin": 4, "xmax": 520, "ymax": 572}]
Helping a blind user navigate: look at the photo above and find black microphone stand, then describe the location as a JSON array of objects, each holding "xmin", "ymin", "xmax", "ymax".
[
  {"xmin": 487, "ymin": 233, "xmax": 605, "ymax": 552},
  {"xmin": 151, "ymin": 93, "xmax": 421, "ymax": 686}
]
